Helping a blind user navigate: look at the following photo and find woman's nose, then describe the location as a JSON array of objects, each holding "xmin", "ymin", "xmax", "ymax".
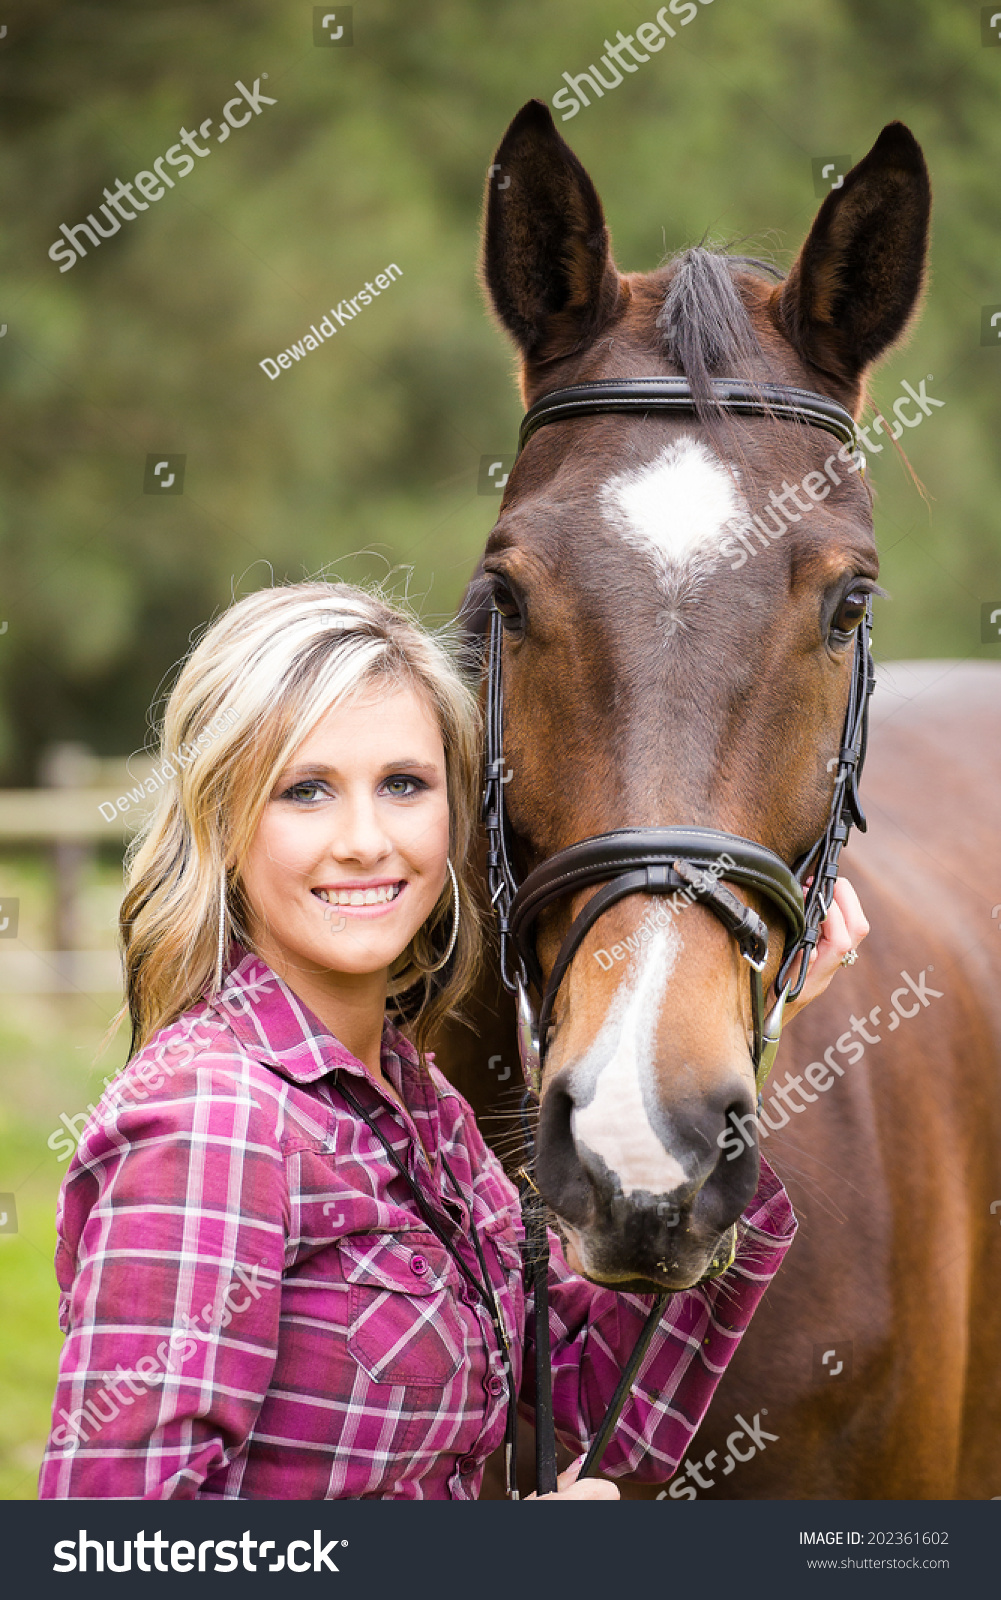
[{"xmin": 328, "ymin": 794, "xmax": 393, "ymax": 864}]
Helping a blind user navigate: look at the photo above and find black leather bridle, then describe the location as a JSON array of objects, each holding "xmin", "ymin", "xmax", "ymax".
[{"xmin": 479, "ymin": 377, "xmax": 875, "ymax": 1496}]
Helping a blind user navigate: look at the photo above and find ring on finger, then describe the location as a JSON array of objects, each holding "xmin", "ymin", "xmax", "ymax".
[{"xmin": 840, "ymin": 948, "xmax": 859, "ymax": 967}]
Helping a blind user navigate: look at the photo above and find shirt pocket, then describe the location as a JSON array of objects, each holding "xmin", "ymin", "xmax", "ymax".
[{"xmin": 340, "ymin": 1233, "xmax": 464, "ymax": 1388}]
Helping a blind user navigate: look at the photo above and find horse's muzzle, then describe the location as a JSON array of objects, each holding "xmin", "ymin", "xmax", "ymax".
[{"xmin": 535, "ymin": 1066, "xmax": 761, "ymax": 1290}]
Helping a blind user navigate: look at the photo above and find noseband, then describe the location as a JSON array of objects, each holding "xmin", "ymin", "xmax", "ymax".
[{"xmin": 483, "ymin": 377, "xmax": 875, "ymax": 1099}]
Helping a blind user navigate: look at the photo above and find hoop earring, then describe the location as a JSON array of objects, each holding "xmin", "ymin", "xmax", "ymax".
[
  {"xmin": 214, "ymin": 871, "xmax": 227, "ymax": 994},
  {"xmin": 421, "ymin": 859, "xmax": 460, "ymax": 975}
]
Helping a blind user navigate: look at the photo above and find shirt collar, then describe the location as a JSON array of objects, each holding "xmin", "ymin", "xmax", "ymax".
[{"xmin": 208, "ymin": 945, "xmax": 423, "ymax": 1089}]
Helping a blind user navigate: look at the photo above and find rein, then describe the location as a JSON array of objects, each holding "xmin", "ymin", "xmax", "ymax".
[{"xmin": 480, "ymin": 376, "xmax": 876, "ymax": 1494}]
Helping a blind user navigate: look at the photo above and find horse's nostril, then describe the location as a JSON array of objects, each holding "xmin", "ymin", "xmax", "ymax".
[
  {"xmin": 709, "ymin": 1093, "xmax": 761, "ymax": 1198},
  {"xmin": 536, "ymin": 1081, "xmax": 594, "ymax": 1227},
  {"xmin": 723, "ymin": 1098, "xmax": 754, "ymax": 1135}
]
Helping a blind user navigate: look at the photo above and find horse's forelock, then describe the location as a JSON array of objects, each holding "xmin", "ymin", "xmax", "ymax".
[{"xmin": 656, "ymin": 248, "xmax": 784, "ymax": 421}]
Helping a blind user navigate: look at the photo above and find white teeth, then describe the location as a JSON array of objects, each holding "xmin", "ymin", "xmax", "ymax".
[{"xmin": 315, "ymin": 883, "xmax": 401, "ymax": 906}]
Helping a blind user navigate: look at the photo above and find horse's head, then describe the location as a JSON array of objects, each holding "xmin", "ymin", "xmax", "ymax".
[{"xmin": 476, "ymin": 100, "xmax": 930, "ymax": 1291}]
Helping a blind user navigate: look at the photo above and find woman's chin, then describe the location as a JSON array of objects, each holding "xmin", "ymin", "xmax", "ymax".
[{"xmin": 261, "ymin": 936, "xmax": 389, "ymax": 982}]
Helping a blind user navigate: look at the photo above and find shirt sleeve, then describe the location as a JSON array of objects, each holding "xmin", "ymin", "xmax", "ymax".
[
  {"xmin": 37, "ymin": 1045, "xmax": 288, "ymax": 1500},
  {"xmin": 524, "ymin": 1155, "xmax": 797, "ymax": 1480}
]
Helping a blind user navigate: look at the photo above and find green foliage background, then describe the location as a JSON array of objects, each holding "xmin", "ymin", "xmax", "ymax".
[
  {"xmin": 1, "ymin": 0, "xmax": 1000, "ymax": 781},
  {"xmin": 1, "ymin": 0, "xmax": 1000, "ymax": 1500}
]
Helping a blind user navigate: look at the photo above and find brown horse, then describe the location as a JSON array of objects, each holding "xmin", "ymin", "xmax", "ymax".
[{"xmin": 436, "ymin": 100, "xmax": 1001, "ymax": 1498}]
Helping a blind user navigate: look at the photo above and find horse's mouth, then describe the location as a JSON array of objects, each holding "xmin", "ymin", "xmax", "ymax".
[{"xmin": 559, "ymin": 1218, "xmax": 732, "ymax": 1294}]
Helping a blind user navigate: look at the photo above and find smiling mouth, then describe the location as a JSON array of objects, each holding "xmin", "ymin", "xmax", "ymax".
[{"xmin": 312, "ymin": 881, "xmax": 404, "ymax": 909}]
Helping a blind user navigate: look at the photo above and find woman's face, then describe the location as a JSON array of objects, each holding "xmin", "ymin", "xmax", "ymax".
[{"xmin": 240, "ymin": 683, "xmax": 452, "ymax": 985}]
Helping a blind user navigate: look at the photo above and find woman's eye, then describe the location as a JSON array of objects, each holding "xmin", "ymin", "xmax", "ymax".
[
  {"xmin": 832, "ymin": 590, "xmax": 869, "ymax": 637},
  {"xmin": 382, "ymin": 775, "xmax": 424, "ymax": 798},
  {"xmin": 283, "ymin": 781, "xmax": 328, "ymax": 803}
]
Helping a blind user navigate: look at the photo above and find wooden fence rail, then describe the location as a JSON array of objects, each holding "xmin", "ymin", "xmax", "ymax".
[{"xmin": 0, "ymin": 743, "xmax": 155, "ymax": 992}]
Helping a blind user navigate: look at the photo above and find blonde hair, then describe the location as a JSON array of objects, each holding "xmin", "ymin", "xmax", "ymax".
[{"xmin": 117, "ymin": 580, "xmax": 483, "ymax": 1062}]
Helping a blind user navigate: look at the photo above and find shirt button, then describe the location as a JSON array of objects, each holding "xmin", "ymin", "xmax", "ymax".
[
  {"xmin": 410, "ymin": 1254, "xmax": 428, "ymax": 1277},
  {"xmin": 459, "ymin": 1455, "xmax": 478, "ymax": 1475},
  {"xmin": 487, "ymin": 1374, "xmax": 506, "ymax": 1397},
  {"xmin": 461, "ymin": 1283, "xmax": 478, "ymax": 1306}
]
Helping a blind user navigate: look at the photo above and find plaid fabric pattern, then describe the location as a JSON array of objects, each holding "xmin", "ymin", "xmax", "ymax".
[{"xmin": 39, "ymin": 949, "xmax": 796, "ymax": 1500}]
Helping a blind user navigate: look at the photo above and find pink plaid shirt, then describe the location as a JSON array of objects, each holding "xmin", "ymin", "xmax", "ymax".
[{"xmin": 39, "ymin": 949, "xmax": 796, "ymax": 1500}]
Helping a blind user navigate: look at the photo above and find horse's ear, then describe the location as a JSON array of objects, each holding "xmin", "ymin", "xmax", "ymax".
[
  {"xmin": 481, "ymin": 99, "xmax": 623, "ymax": 365},
  {"xmin": 776, "ymin": 123, "xmax": 931, "ymax": 386}
]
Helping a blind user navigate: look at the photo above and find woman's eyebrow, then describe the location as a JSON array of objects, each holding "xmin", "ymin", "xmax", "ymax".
[
  {"xmin": 277, "ymin": 757, "xmax": 441, "ymax": 782},
  {"xmin": 376, "ymin": 758, "xmax": 440, "ymax": 776}
]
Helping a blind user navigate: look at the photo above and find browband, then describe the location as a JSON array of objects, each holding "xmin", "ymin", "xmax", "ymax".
[{"xmin": 518, "ymin": 377, "xmax": 864, "ymax": 471}]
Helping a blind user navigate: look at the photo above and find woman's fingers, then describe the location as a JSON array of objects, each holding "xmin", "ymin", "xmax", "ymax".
[
  {"xmin": 526, "ymin": 1455, "xmax": 621, "ymax": 1500},
  {"xmin": 779, "ymin": 876, "xmax": 869, "ymax": 1021},
  {"xmin": 528, "ymin": 1479, "xmax": 620, "ymax": 1500},
  {"xmin": 829, "ymin": 876, "xmax": 870, "ymax": 949}
]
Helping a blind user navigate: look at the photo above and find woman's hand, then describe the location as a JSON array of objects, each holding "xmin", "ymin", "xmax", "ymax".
[
  {"xmin": 776, "ymin": 876, "xmax": 869, "ymax": 1024},
  {"xmin": 526, "ymin": 1455, "xmax": 620, "ymax": 1501}
]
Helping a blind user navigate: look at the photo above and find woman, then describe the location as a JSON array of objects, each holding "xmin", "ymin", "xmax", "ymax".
[{"xmin": 39, "ymin": 580, "xmax": 866, "ymax": 1501}]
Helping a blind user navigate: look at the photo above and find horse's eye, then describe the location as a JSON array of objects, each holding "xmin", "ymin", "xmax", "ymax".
[
  {"xmin": 832, "ymin": 590, "xmax": 868, "ymax": 637},
  {"xmin": 492, "ymin": 579, "xmax": 523, "ymax": 628}
]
